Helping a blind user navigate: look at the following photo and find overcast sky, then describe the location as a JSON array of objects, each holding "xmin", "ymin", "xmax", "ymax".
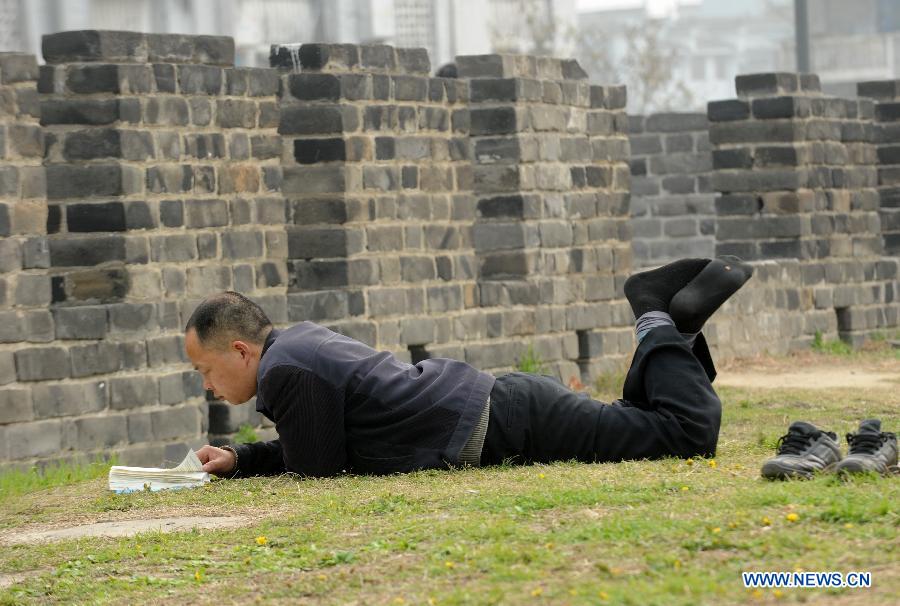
[{"xmin": 577, "ymin": 0, "xmax": 701, "ymax": 17}]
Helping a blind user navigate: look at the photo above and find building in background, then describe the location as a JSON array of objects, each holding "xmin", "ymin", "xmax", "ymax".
[
  {"xmin": 809, "ymin": 0, "xmax": 900, "ymax": 97},
  {"xmin": 0, "ymin": 0, "xmax": 499, "ymax": 71},
  {"xmin": 576, "ymin": 0, "xmax": 795, "ymax": 114}
]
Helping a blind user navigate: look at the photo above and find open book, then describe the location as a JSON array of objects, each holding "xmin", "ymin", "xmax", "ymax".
[{"xmin": 108, "ymin": 450, "xmax": 211, "ymax": 493}]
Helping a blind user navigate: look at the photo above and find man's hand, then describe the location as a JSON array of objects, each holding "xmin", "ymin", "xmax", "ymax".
[{"xmin": 196, "ymin": 445, "xmax": 237, "ymax": 476}]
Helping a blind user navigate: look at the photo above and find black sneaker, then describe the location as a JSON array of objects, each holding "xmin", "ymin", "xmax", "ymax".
[
  {"xmin": 761, "ymin": 421, "xmax": 842, "ymax": 480},
  {"xmin": 834, "ymin": 419, "xmax": 899, "ymax": 477}
]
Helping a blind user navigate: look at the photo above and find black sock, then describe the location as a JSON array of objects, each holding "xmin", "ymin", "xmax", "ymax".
[
  {"xmin": 669, "ymin": 256, "xmax": 754, "ymax": 334},
  {"xmin": 623, "ymin": 258, "xmax": 711, "ymax": 318}
]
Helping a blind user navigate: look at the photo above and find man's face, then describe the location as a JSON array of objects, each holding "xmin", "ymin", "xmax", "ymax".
[{"xmin": 185, "ymin": 329, "xmax": 259, "ymax": 404}]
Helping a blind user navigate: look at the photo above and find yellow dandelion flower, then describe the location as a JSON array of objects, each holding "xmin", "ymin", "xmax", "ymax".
[
  {"xmin": 707, "ymin": 459, "xmax": 717, "ymax": 468},
  {"xmin": 685, "ymin": 458, "xmax": 694, "ymax": 466},
  {"xmin": 761, "ymin": 516, "xmax": 772, "ymax": 526},
  {"xmin": 255, "ymin": 535, "xmax": 268, "ymax": 545},
  {"xmin": 752, "ymin": 589, "xmax": 763, "ymax": 599},
  {"xmin": 598, "ymin": 590, "xmax": 610, "ymax": 601},
  {"xmin": 538, "ymin": 473, "xmax": 546, "ymax": 479},
  {"xmin": 544, "ymin": 542, "xmax": 554, "ymax": 550},
  {"xmin": 531, "ymin": 587, "xmax": 543, "ymax": 597},
  {"xmin": 568, "ymin": 588, "xmax": 579, "ymax": 596},
  {"xmin": 785, "ymin": 513, "xmax": 799, "ymax": 523},
  {"xmin": 428, "ymin": 598, "xmax": 437, "ymax": 606},
  {"xmin": 444, "ymin": 561, "xmax": 455, "ymax": 569},
  {"xmin": 773, "ymin": 589, "xmax": 784, "ymax": 598},
  {"xmin": 317, "ymin": 574, "xmax": 326, "ymax": 581},
  {"xmin": 681, "ymin": 485, "xmax": 689, "ymax": 491},
  {"xmin": 393, "ymin": 598, "xmax": 406, "ymax": 605},
  {"xmin": 194, "ymin": 570, "xmax": 203, "ymax": 581},
  {"xmin": 843, "ymin": 522, "xmax": 854, "ymax": 529},
  {"xmin": 728, "ymin": 521, "xmax": 738, "ymax": 529},
  {"xmin": 711, "ymin": 527, "xmax": 721, "ymax": 534}
]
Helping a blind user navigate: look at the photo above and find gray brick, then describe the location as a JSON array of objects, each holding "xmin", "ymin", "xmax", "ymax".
[
  {"xmin": 0, "ymin": 351, "xmax": 14, "ymax": 385},
  {"xmin": 151, "ymin": 404, "xmax": 201, "ymax": 440},
  {"xmin": 32, "ymin": 382, "xmax": 105, "ymax": 418},
  {"xmin": 53, "ymin": 306, "xmax": 108, "ymax": 339},
  {"xmin": 108, "ymin": 302, "xmax": 158, "ymax": 333},
  {"xmin": 184, "ymin": 199, "xmax": 229, "ymax": 228},
  {"xmin": 0, "ymin": 386, "xmax": 32, "ymax": 423},
  {"xmin": 222, "ymin": 231, "xmax": 265, "ymax": 259},
  {"xmin": 75, "ymin": 415, "xmax": 127, "ymax": 449},
  {"xmin": 69, "ymin": 342, "xmax": 121, "ymax": 377},
  {"xmin": 14, "ymin": 274, "xmax": 51, "ymax": 306},
  {"xmin": 110, "ymin": 376, "xmax": 158, "ymax": 410},
  {"xmin": 147, "ymin": 335, "xmax": 186, "ymax": 366},
  {"xmin": 127, "ymin": 412, "xmax": 154, "ymax": 443},
  {"xmin": 8, "ymin": 419, "xmax": 61, "ymax": 458},
  {"xmin": 15, "ymin": 346, "xmax": 69, "ymax": 381}
]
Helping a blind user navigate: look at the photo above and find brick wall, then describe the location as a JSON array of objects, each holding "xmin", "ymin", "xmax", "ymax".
[
  {"xmin": 704, "ymin": 72, "xmax": 899, "ymax": 353},
  {"xmin": 0, "ymin": 52, "xmax": 48, "ymax": 464},
  {"xmin": 858, "ymin": 80, "xmax": 900, "ymax": 256},
  {"xmin": 629, "ymin": 113, "xmax": 715, "ymax": 267},
  {"xmin": 460, "ymin": 55, "xmax": 633, "ymax": 381},
  {"xmin": 4, "ymin": 34, "xmax": 900, "ymax": 470}
]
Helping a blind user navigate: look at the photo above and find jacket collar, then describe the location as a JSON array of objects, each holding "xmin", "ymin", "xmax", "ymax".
[{"xmin": 261, "ymin": 327, "xmax": 279, "ymax": 358}]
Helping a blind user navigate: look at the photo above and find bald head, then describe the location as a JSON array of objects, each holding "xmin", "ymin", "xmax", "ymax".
[{"xmin": 185, "ymin": 291, "xmax": 272, "ymax": 351}]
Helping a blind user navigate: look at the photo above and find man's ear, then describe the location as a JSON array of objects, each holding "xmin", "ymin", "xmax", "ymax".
[{"xmin": 232, "ymin": 340, "xmax": 250, "ymax": 359}]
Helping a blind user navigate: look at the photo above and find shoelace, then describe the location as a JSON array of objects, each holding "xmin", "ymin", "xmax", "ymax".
[
  {"xmin": 776, "ymin": 431, "xmax": 813, "ymax": 455},
  {"xmin": 846, "ymin": 432, "xmax": 885, "ymax": 455}
]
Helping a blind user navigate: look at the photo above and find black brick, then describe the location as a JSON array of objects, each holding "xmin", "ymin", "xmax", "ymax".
[
  {"xmin": 66, "ymin": 64, "xmax": 119, "ymax": 93},
  {"xmin": 470, "ymin": 108, "xmax": 516, "ymax": 135},
  {"xmin": 63, "ymin": 129, "xmax": 121, "ymax": 160},
  {"xmin": 46, "ymin": 205, "xmax": 61, "ymax": 233},
  {"xmin": 46, "ymin": 164, "xmax": 126, "ymax": 199},
  {"xmin": 67, "ymin": 202, "xmax": 127, "ymax": 232},
  {"xmin": 49, "ymin": 235, "xmax": 126, "ymax": 267},
  {"xmin": 178, "ymin": 64, "xmax": 223, "ymax": 95},
  {"xmin": 401, "ymin": 166, "xmax": 417, "ymax": 189},
  {"xmin": 153, "ymin": 63, "xmax": 176, "ymax": 92},
  {"xmin": 755, "ymin": 146, "xmax": 799, "ymax": 166},
  {"xmin": 735, "ymin": 73, "xmax": 799, "ymax": 97},
  {"xmin": 294, "ymin": 138, "xmax": 346, "ymax": 164},
  {"xmin": 712, "ymin": 148, "xmax": 752, "ymax": 169},
  {"xmin": 477, "ymin": 195, "xmax": 527, "ymax": 219},
  {"xmin": 375, "ymin": 137, "xmax": 395, "ymax": 160},
  {"xmin": 469, "ymin": 78, "xmax": 518, "ymax": 102},
  {"xmin": 707, "ymin": 100, "xmax": 750, "ymax": 122},
  {"xmin": 279, "ymin": 106, "xmax": 343, "ymax": 135},
  {"xmin": 287, "ymin": 73, "xmax": 341, "ymax": 100}
]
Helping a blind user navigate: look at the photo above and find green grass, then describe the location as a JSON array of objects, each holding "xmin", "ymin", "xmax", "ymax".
[
  {"xmin": 232, "ymin": 423, "xmax": 259, "ymax": 445},
  {"xmin": 0, "ymin": 455, "xmax": 114, "ymax": 505},
  {"xmin": 811, "ymin": 331, "xmax": 854, "ymax": 356},
  {"xmin": 1, "ymin": 353, "xmax": 899, "ymax": 605},
  {"xmin": 515, "ymin": 344, "xmax": 548, "ymax": 374}
]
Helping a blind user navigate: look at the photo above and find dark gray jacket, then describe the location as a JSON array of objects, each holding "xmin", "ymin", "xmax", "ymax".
[{"xmin": 231, "ymin": 322, "xmax": 496, "ymax": 477}]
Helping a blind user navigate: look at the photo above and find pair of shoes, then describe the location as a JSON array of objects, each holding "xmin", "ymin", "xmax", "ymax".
[{"xmin": 760, "ymin": 419, "xmax": 899, "ymax": 480}]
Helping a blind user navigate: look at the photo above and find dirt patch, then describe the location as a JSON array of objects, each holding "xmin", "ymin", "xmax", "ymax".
[
  {"xmin": 716, "ymin": 368, "xmax": 899, "ymax": 390},
  {"xmin": 0, "ymin": 570, "xmax": 42, "ymax": 589},
  {"xmin": 717, "ymin": 350, "xmax": 900, "ymax": 391},
  {"xmin": 0, "ymin": 515, "xmax": 249, "ymax": 545}
]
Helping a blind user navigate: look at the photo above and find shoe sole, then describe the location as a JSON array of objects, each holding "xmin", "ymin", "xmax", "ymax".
[{"xmin": 761, "ymin": 460, "xmax": 835, "ymax": 480}]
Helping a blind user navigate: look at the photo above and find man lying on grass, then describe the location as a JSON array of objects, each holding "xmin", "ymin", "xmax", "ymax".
[{"xmin": 187, "ymin": 257, "xmax": 753, "ymax": 478}]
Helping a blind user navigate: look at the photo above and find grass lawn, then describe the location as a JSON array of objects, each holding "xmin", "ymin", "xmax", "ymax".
[{"xmin": 1, "ymin": 346, "xmax": 898, "ymax": 605}]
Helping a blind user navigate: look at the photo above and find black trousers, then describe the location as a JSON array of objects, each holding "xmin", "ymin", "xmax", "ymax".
[{"xmin": 480, "ymin": 325, "xmax": 721, "ymax": 465}]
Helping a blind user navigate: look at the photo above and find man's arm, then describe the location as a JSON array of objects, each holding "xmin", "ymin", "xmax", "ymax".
[
  {"xmin": 262, "ymin": 365, "xmax": 347, "ymax": 477},
  {"xmin": 196, "ymin": 441, "xmax": 286, "ymax": 477}
]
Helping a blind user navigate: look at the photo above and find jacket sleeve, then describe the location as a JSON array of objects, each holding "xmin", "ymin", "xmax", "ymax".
[
  {"xmin": 231, "ymin": 439, "xmax": 285, "ymax": 478},
  {"xmin": 244, "ymin": 364, "xmax": 347, "ymax": 478}
]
